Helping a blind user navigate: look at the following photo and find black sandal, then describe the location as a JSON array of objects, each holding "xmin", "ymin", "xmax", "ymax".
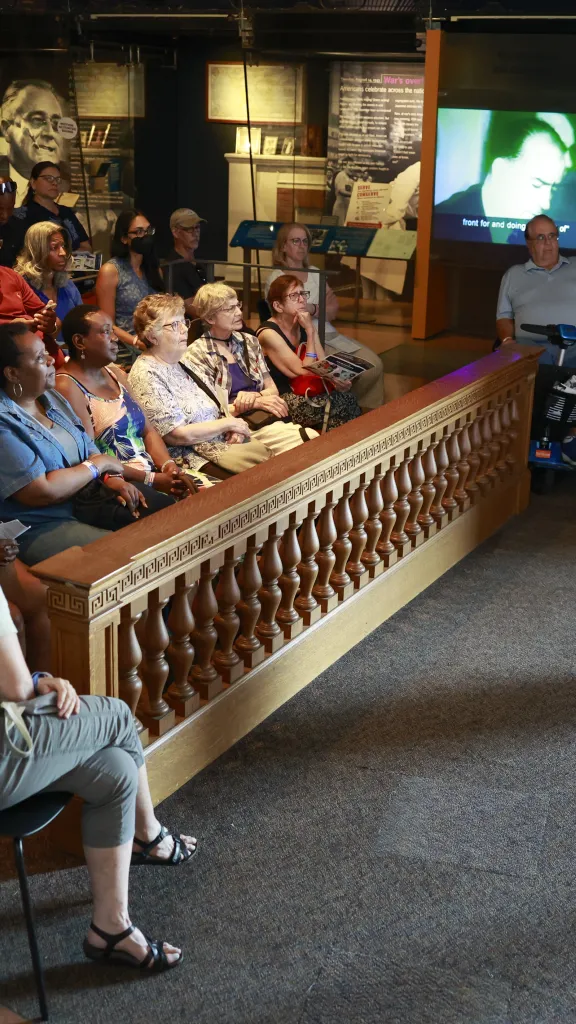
[
  {"xmin": 131, "ymin": 824, "xmax": 198, "ymax": 866},
  {"xmin": 83, "ymin": 921, "xmax": 182, "ymax": 972}
]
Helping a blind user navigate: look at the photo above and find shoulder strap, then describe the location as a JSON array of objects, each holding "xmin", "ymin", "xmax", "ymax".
[
  {"xmin": 55, "ymin": 372, "xmax": 96, "ymax": 434},
  {"xmin": 178, "ymin": 361, "xmax": 226, "ymax": 416},
  {"xmin": 256, "ymin": 320, "xmax": 302, "ymax": 351}
]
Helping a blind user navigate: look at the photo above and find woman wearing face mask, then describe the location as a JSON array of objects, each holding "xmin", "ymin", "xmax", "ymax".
[
  {"xmin": 12, "ymin": 161, "xmax": 91, "ymax": 254},
  {"xmin": 15, "ymin": 221, "xmax": 82, "ymax": 346},
  {"xmin": 95, "ymin": 210, "xmax": 163, "ymax": 369}
]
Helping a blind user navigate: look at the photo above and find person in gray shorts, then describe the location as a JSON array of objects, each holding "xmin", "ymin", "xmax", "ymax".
[{"xmin": 0, "ymin": 583, "xmax": 196, "ymax": 972}]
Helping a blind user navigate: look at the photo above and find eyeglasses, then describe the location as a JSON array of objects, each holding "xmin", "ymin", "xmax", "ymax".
[
  {"xmin": 0, "ymin": 181, "xmax": 17, "ymax": 195},
  {"xmin": 127, "ymin": 226, "xmax": 156, "ymax": 238},
  {"xmin": 38, "ymin": 174, "xmax": 62, "ymax": 185},
  {"xmin": 285, "ymin": 290, "xmax": 310, "ymax": 301},
  {"xmin": 161, "ymin": 319, "xmax": 191, "ymax": 334},
  {"xmin": 288, "ymin": 237, "xmax": 309, "ymax": 246},
  {"xmin": 532, "ymin": 232, "xmax": 559, "ymax": 242},
  {"xmin": 220, "ymin": 302, "xmax": 242, "ymax": 314}
]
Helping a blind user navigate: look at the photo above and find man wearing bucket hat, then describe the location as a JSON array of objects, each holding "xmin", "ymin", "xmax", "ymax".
[{"xmin": 165, "ymin": 208, "xmax": 207, "ymax": 316}]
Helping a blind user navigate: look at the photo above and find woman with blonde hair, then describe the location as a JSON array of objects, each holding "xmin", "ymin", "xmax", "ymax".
[
  {"xmin": 266, "ymin": 222, "xmax": 384, "ymax": 410},
  {"xmin": 183, "ymin": 282, "xmax": 317, "ymax": 453},
  {"xmin": 15, "ymin": 220, "xmax": 82, "ymax": 347}
]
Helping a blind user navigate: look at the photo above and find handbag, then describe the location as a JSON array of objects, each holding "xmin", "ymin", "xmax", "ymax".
[{"xmin": 72, "ymin": 479, "xmax": 174, "ymax": 531}]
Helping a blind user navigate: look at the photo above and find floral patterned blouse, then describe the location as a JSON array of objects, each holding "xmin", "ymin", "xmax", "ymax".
[{"xmin": 128, "ymin": 354, "xmax": 231, "ymax": 471}]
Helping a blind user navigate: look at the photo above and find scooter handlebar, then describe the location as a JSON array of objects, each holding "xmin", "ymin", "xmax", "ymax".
[{"xmin": 520, "ymin": 323, "xmax": 556, "ymax": 338}]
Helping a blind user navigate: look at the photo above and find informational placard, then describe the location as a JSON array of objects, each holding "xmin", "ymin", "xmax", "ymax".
[
  {"xmin": 327, "ymin": 62, "xmax": 424, "ymax": 226},
  {"xmin": 345, "ymin": 182, "xmax": 391, "ymax": 228},
  {"xmin": 73, "ymin": 64, "xmax": 145, "ymax": 118},
  {"xmin": 230, "ymin": 220, "xmax": 389, "ymax": 258},
  {"xmin": 366, "ymin": 229, "xmax": 417, "ymax": 260},
  {"xmin": 207, "ymin": 63, "xmax": 304, "ymax": 124}
]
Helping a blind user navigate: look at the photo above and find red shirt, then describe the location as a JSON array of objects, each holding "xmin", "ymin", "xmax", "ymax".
[
  {"xmin": 0, "ymin": 265, "xmax": 64, "ymax": 367},
  {"xmin": 0, "ymin": 266, "xmax": 45, "ymax": 323}
]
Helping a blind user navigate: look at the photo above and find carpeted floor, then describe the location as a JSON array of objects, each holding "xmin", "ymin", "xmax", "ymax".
[{"xmin": 2, "ymin": 475, "xmax": 576, "ymax": 1023}]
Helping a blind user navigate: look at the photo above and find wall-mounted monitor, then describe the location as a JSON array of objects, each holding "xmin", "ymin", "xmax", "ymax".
[{"xmin": 433, "ymin": 108, "xmax": 576, "ymax": 247}]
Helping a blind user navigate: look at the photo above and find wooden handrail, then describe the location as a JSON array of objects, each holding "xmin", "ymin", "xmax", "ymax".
[{"xmin": 32, "ymin": 345, "xmax": 539, "ymax": 590}]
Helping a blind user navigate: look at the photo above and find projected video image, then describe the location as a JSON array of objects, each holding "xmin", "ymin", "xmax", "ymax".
[{"xmin": 433, "ymin": 109, "xmax": 576, "ymax": 246}]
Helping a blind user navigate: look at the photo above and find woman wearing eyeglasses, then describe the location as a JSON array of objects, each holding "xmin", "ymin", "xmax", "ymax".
[
  {"xmin": 265, "ymin": 222, "xmax": 384, "ymax": 411},
  {"xmin": 12, "ymin": 161, "xmax": 91, "ymax": 256},
  {"xmin": 96, "ymin": 210, "xmax": 164, "ymax": 369}
]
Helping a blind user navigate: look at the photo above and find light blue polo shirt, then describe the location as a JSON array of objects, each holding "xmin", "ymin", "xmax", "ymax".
[{"xmin": 497, "ymin": 256, "xmax": 576, "ymax": 366}]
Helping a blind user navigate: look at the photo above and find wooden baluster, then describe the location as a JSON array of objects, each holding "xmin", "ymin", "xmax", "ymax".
[
  {"xmin": 313, "ymin": 494, "xmax": 339, "ymax": 613},
  {"xmin": 430, "ymin": 436, "xmax": 449, "ymax": 529},
  {"xmin": 476, "ymin": 412, "xmax": 492, "ymax": 494},
  {"xmin": 136, "ymin": 585, "xmax": 175, "ymax": 736},
  {"xmin": 492, "ymin": 404, "xmax": 507, "ymax": 479},
  {"xmin": 361, "ymin": 467, "xmax": 384, "ymax": 578},
  {"xmin": 499, "ymin": 400, "xmax": 513, "ymax": 475},
  {"xmin": 486, "ymin": 406, "xmax": 502, "ymax": 483},
  {"xmin": 330, "ymin": 486, "xmax": 354, "ymax": 601},
  {"xmin": 295, "ymin": 503, "xmax": 321, "ymax": 626},
  {"xmin": 480, "ymin": 411, "xmax": 497, "ymax": 488},
  {"xmin": 347, "ymin": 477, "xmax": 369, "ymax": 589},
  {"xmin": 256, "ymin": 525, "xmax": 284, "ymax": 653},
  {"xmin": 234, "ymin": 536, "xmax": 265, "ymax": 669},
  {"xmin": 118, "ymin": 600, "xmax": 148, "ymax": 746},
  {"xmin": 377, "ymin": 465, "xmax": 398, "ymax": 567},
  {"xmin": 406, "ymin": 452, "xmax": 424, "ymax": 547},
  {"xmin": 466, "ymin": 418, "xmax": 482, "ymax": 503},
  {"xmin": 442, "ymin": 429, "xmax": 460, "ymax": 521},
  {"xmin": 507, "ymin": 397, "xmax": 520, "ymax": 469},
  {"xmin": 277, "ymin": 514, "xmax": 304, "ymax": 640},
  {"xmin": 191, "ymin": 560, "xmax": 223, "ymax": 700},
  {"xmin": 213, "ymin": 549, "xmax": 244, "ymax": 684},
  {"xmin": 418, "ymin": 444, "xmax": 437, "ymax": 538},
  {"xmin": 454, "ymin": 425, "xmax": 471, "ymax": 512},
  {"xmin": 391, "ymin": 458, "xmax": 411, "ymax": 556},
  {"xmin": 165, "ymin": 572, "xmax": 200, "ymax": 716}
]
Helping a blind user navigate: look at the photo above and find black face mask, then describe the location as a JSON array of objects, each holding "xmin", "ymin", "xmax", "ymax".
[{"xmin": 130, "ymin": 235, "xmax": 154, "ymax": 256}]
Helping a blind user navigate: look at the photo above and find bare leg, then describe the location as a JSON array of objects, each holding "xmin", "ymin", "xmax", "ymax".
[
  {"xmin": 132, "ymin": 763, "xmax": 197, "ymax": 859},
  {"xmin": 83, "ymin": 839, "xmax": 181, "ymax": 965},
  {"xmin": 0, "ymin": 560, "xmax": 51, "ymax": 671}
]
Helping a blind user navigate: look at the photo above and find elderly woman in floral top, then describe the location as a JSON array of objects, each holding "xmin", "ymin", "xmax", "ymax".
[
  {"xmin": 128, "ymin": 293, "xmax": 273, "ymax": 476},
  {"xmin": 182, "ymin": 283, "xmax": 317, "ymax": 453}
]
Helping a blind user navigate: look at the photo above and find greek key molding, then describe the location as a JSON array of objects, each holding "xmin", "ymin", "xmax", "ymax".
[{"xmin": 42, "ymin": 367, "xmax": 530, "ymax": 620}]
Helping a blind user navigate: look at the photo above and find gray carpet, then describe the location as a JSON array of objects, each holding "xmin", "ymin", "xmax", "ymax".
[{"xmin": 2, "ymin": 476, "xmax": 576, "ymax": 1023}]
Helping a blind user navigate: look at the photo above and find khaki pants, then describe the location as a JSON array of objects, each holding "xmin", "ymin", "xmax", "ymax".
[
  {"xmin": 252, "ymin": 421, "xmax": 318, "ymax": 454},
  {"xmin": 212, "ymin": 436, "xmax": 272, "ymax": 474}
]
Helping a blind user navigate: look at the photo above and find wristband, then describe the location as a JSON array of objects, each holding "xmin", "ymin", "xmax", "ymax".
[
  {"xmin": 305, "ymin": 352, "xmax": 318, "ymax": 360},
  {"xmin": 102, "ymin": 472, "xmax": 123, "ymax": 483},
  {"xmin": 82, "ymin": 460, "xmax": 99, "ymax": 480},
  {"xmin": 143, "ymin": 471, "xmax": 156, "ymax": 486},
  {"xmin": 502, "ymin": 336, "xmax": 514, "ymax": 343},
  {"xmin": 32, "ymin": 671, "xmax": 51, "ymax": 695},
  {"xmin": 161, "ymin": 460, "xmax": 177, "ymax": 472}
]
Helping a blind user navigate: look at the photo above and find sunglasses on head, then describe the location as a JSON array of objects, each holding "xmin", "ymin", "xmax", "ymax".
[{"xmin": 0, "ymin": 181, "xmax": 17, "ymax": 195}]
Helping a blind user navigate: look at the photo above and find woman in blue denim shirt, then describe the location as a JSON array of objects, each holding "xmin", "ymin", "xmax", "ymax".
[{"xmin": 0, "ymin": 323, "xmax": 151, "ymax": 565}]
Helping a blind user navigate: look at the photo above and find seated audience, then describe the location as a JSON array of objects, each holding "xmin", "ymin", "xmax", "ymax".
[
  {"xmin": 14, "ymin": 221, "xmax": 81, "ymax": 343},
  {"xmin": 0, "ymin": 537, "xmax": 50, "ymax": 671},
  {"xmin": 12, "ymin": 161, "xmax": 91, "ymax": 254},
  {"xmin": 55, "ymin": 305, "xmax": 199, "ymax": 494},
  {"xmin": 497, "ymin": 215, "xmax": 576, "ymax": 366},
  {"xmin": 166, "ymin": 208, "xmax": 207, "ymax": 316},
  {"xmin": 0, "ymin": 175, "xmax": 20, "ymax": 267},
  {"xmin": 96, "ymin": 209, "xmax": 163, "ymax": 369},
  {"xmin": 183, "ymin": 283, "xmax": 318, "ymax": 452},
  {"xmin": 129, "ymin": 293, "xmax": 273, "ymax": 475},
  {"xmin": 0, "ymin": 322, "xmax": 171, "ymax": 566},
  {"xmin": 257, "ymin": 273, "xmax": 362, "ymax": 431},
  {"xmin": 265, "ymin": 222, "xmax": 384, "ymax": 410},
  {"xmin": 0, "ymin": 581, "xmax": 194, "ymax": 971}
]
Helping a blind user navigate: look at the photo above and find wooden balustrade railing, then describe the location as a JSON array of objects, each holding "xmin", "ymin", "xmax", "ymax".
[{"xmin": 33, "ymin": 346, "xmax": 539, "ymax": 807}]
